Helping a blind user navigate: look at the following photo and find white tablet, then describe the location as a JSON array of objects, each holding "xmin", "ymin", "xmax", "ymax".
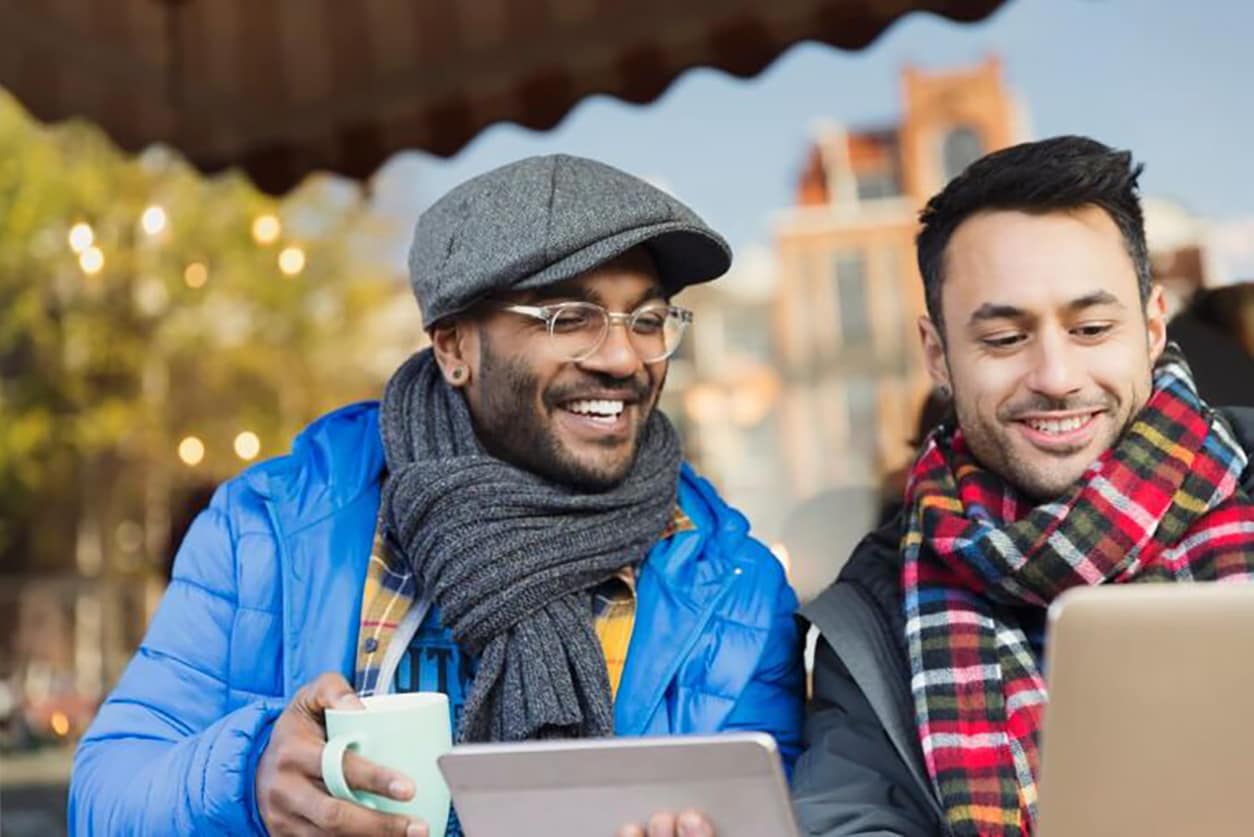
[{"xmin": 436, "ymin": 732, "xmax": 799, "ymax": 837}]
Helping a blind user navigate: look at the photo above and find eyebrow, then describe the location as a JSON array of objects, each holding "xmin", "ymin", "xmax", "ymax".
[
  {"xmin": 966, "ymin": 290, "xmax": 1126, "ymax": 327},
  {"xmin": 1064, "ymin": 290, "xmax": 1125, "ymax": 312},
  {"xmin": 967, "ymin": 303, "xmax": 1027, "ymax": 325}
]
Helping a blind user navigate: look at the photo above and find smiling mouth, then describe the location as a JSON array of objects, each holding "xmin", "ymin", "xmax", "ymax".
[
  {"xmin": 1024, "ymin": 415, "xmax": 1092, "ymax": 435},
  {"xmin": 562, "ymin": 398, "xmax": 626, "ymax": 425},
  {"xmin": 1013, "ymin": 411, "xmax": 1104, "ymax": 450}
]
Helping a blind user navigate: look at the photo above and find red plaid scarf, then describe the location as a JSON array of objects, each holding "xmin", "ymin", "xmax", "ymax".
[{"xmin": 902, "ymin": 347, "xmax": 1254, "ymax": 836}]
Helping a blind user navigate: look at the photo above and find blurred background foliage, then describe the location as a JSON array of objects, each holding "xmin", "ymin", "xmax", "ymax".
[{"xmin": 0, "ymin": 89, "xmax": 411, "ymax": 579}]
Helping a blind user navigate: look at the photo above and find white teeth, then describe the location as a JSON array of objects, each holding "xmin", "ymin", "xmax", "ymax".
[
  {"xmin": 566, "ymin": 399, "xmax": 624, "ymax": 419},
  {"xmin": 1027, "ymin": 416, "xmax": 1087, "ymax": 435}
]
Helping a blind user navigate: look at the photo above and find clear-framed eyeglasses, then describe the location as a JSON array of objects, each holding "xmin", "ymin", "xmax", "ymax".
[{"xmin": 499, "ymin": 301, "xmax": 693, "ymax": 363}]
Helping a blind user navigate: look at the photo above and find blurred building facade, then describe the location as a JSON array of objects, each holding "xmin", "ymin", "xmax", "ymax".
[
  {"xmin": 1145, "ymin": 198, "xmax": 1216, "ymax": 316},
  {"xmin": 772, "ymin": 57, "xmax": 1021, "ymax": 497},
  {"xmin": 762, "ymin": 58, "xmax": 1023, "ymax": 596},
  {"xmin": 663, "ymin": 248, "xmax": 791, "ymax": 541}
]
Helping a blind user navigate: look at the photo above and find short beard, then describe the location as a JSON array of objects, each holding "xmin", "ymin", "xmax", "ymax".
[
  {"xmin": 470, "ymin": 335, "xmax": 650, "ymax": 492},
  {"xmin": 957, "ymin": 388, "xmax": 1138, "ymax": 501}
]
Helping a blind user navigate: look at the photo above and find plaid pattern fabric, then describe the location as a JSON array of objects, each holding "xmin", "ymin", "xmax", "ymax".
[
  {"xmin": 356, "ymin": 533, "xmax": 418, "ymax": 697},
  {"xmin": 591, "ymin": 568, "xmax": 637, "ymax": 698},
  {"xmin": 356, "ymin": 506, "xmax": 694, "ymax": 699},
  {"xmin": 902, "ymin": 345, "xmax": 1254, "ymax": 837}
]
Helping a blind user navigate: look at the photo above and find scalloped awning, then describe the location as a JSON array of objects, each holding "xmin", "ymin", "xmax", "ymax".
[{"xmin": 0, "ymin": 0, "xmax": 1007, "ymax": 193}]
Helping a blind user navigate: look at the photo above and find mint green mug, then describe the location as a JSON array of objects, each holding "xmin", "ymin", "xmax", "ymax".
[{"xmin": 321, "ymin": 692, "xmax": 453, "ymax": 837}]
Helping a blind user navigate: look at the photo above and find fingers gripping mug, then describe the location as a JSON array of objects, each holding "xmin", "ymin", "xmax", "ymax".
[{"xmin": 321, "ymin": 692, "xmax": 453, "ymax": 837}]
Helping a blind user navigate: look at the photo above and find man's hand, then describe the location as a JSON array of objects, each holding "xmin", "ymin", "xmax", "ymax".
[
  {"xmin": 256, "ymin": 672, "xmax": 428, "ymax": 837},
  {"xmin": 617, "ymin": 810, "xmax": 715, "ymax": 837}
]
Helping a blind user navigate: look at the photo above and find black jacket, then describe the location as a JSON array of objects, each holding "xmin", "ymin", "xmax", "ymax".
[{"xmin": 792, "ymin": 407, "xmax": 1254, "ymax": 837}]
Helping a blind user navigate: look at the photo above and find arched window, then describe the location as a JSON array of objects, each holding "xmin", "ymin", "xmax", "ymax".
[{"xmin": 941, "ymin": 126, "xmax": 984, "ymax": 181}]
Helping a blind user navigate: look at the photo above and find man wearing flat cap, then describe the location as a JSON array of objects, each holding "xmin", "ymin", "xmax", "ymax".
[{"xmin": 70, "ymin": 155, "xmax": 803, "ymax": 837}]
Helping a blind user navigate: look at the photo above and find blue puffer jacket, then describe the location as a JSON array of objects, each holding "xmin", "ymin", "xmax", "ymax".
[{"xmin": 69, "ymin": 402, "xmax": 804, "ymax": 835}]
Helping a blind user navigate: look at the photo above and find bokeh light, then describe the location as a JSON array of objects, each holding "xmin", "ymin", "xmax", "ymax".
[
  {"xmin": 278, "ymin": 246, "xmax": 306, "ymax": 276},
  {"xmin": 251, "ymin": 214, "xmax": 281, "ymax": 245},
  {"xmin": 140, "ymin": 205, "xmax": 168, "ymax": 236},
  {"xmin": 184, "ymin": 262, "xmax": 208, "ymax": 288},
  {"xmin": 68, "ymin": 222, "xmax": 94, "ymax": 253},
  {"xmin": 233, "ymin": 431, "xmax": 261, "ymax": 461},
  {"xmin": 79, "ymin": 246, "xmax": 105, "ymax": 275},
  {"xmin": 177, "ymin": 436, "xmax": 205, "ymax": 466}
]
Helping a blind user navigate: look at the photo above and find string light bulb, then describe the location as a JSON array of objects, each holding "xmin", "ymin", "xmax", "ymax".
[
  {"xmin": 234, "ymin": 431, "xmax": 261, "ymax": 461},
  {"xmin": 68, "ymin": 222, "xmax": 94, "ymax": 253},
  {"xmin": 79, "ymin": 246, "xmax": 105, "ymax": 275},
  {"xmin": 140, "ymin": 205, "xmax": 168, "ymax": 236},
  {"xmin": 252, "ymin": 214, "xmax": 281, "ymax": 245},
  {"xmin": 278, "ymin": 246, "xmax": 306, "ymax": 276},
  {"xmin": 184, "ymin": 262, "xmax": 208, "ymax": 288},
  {"xmin": 177, "ymin": 436, "xmax": 205, "ymax": 466}
]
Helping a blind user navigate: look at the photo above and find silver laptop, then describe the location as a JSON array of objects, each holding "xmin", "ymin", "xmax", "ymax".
[{"xmin": 1037, "ymin": 582, "xmax": 1254, "ymax": 837}]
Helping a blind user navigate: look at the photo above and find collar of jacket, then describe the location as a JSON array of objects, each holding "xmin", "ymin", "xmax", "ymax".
[{"xmin": 242, "ymin": 400, "xmax": 385, "ymax": 523}]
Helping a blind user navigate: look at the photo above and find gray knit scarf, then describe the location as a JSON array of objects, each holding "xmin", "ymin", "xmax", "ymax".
[{"xmin": 379, "ymin": 349, "xmax": 682, "ymax": 743}]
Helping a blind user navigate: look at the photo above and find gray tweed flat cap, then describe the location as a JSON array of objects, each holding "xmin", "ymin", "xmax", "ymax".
[{"xmin": 408, "ymin": 154, "xmax": 732, "ymax": 328}]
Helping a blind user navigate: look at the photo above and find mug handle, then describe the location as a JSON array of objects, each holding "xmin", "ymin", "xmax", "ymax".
[{"xmin": 321, "ymin": 734, "xmax": 380, "ymax": 810}]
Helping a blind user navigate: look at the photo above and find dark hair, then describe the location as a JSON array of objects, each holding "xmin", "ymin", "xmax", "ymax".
[{"xmin": 916, "ymin": 135, "xmax": 1150, "ymax": 335}]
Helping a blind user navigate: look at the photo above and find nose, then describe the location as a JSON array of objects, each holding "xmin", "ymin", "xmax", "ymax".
[
  {"xmin": 577, "ymin": 318, "xmax": 645, "ymax": 379},
  {"xmin": 1024, "ymin": 328, "xmax": 1084, "ymax": 400}
]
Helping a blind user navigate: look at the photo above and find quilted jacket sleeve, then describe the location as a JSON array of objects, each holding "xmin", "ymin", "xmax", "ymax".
[
  {"xmin": 68, "ymin": 484, "xmax": 285, "ymax": 836},
  {"xmin": 718, "ymin": 554, "xmax": 805, "ymax": 778}
]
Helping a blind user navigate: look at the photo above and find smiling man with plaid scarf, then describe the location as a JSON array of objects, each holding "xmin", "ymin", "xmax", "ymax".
[{"xmin": 793, "ymin": 136, "xmax": 1254, "ymax": 837}]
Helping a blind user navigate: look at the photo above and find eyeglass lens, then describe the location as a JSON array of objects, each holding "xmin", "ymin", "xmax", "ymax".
[{"xmin": 548, "ymin": 303, "xmax": 686, "ymax": 362}]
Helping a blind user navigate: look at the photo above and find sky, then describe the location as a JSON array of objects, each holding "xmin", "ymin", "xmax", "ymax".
[{"xmin": 369, "ymin": 0, "xmax": 1254, "ymax": 261}]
